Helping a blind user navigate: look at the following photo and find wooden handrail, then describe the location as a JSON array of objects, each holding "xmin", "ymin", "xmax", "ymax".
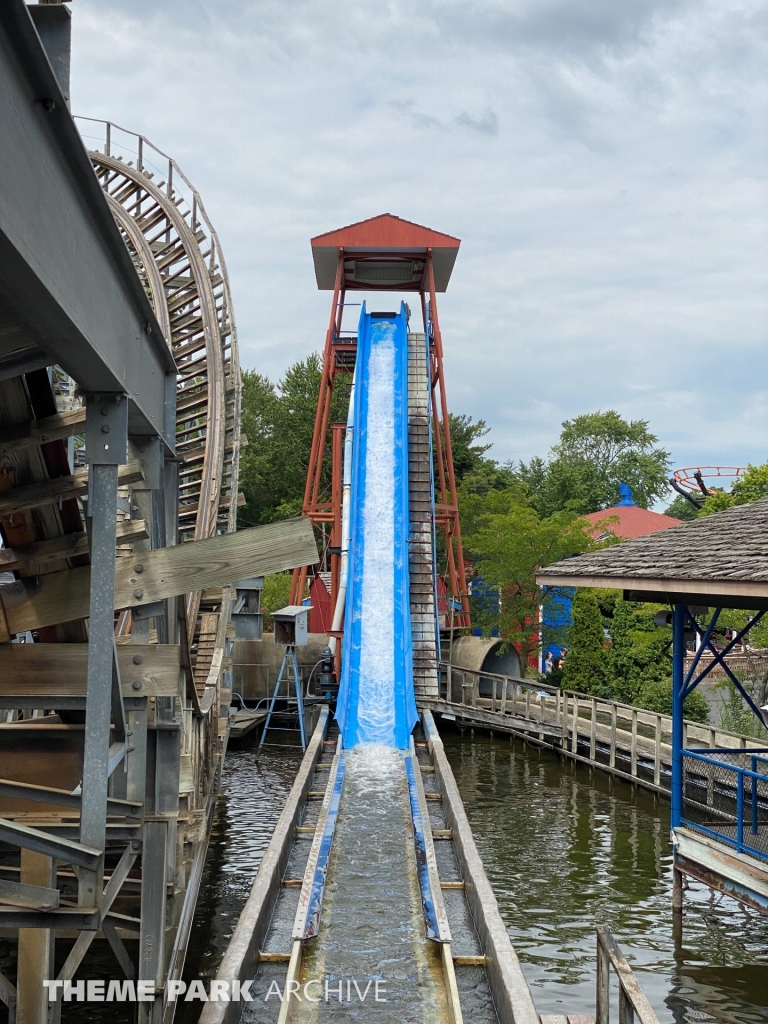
[
  {"xmin": 596, "ymin": 925, "xmax": 660, "ymax": 1024},
  {"xmin": 437, "ymin": 661, "xmax": 765, "ymax": 749}
]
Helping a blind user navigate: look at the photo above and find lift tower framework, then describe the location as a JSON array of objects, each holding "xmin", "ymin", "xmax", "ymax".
[{"xmin": 291, "ymin": 214, "xmax": 470, "ymax": 636}]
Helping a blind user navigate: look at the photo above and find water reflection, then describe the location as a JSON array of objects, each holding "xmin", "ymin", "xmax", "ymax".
[
  {"xmin": 442, "ymin": 731, "xmax": 768, "ymax": 1024},
  {"xmin": 176, "ymin": 741, "xmax": 303, "ymax": 1024}
]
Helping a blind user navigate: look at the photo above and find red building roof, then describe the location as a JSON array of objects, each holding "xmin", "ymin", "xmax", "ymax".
[
  {"xmin": 584, "ymin": 504, "xmax": 682, "ymax": 540},
  {"xmin": 310, "ymin": 213, "xmax": 460, "ymax": 292}
]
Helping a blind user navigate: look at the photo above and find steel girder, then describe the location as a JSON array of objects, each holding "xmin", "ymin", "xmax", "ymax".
[{"xmin": 0, "ymin": 1, "xmax": 176, "ymax": 448}]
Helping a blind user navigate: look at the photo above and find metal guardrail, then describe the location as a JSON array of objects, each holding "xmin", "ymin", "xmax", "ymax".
[
  {"xmin": 682, "ymin": 748, "xmax": 768, "ymax": 861},
  {"xmin": 596, "ymin": 925, "xmax": 660, "ymax": 1024}
]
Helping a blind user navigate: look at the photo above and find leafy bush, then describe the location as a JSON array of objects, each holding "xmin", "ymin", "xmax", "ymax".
[
  {"xmin": 635, "ymin": 678, "xmax": 710, "ymax": 724},
  {"xmin": 260, "ymin": 573, "xmax": 293, "ymax": 631},
  {"xmin": 717, "ymin": 680, "xmax": 768, "ymax": 739}
]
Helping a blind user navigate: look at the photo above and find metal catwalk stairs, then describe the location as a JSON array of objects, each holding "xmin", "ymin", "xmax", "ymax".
[{"xmin": 407, "ymin": 332, "xmax": 439, "ymax": 698}]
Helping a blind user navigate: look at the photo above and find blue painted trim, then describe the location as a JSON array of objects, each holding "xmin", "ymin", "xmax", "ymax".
[
  {"xmin": 681, "ymin": 818, "xmax": 768, "ymax": 864},
  {"xmin": 301, "ymin": 753, "xmax": 347, "ymax": 939},
  {"xmin": 404, "ymin": 755, "xmax": 441, "ymax": 941},
  {"xmin": 671, "ymin": 605, "xmax": 685, "ymax": 829}
]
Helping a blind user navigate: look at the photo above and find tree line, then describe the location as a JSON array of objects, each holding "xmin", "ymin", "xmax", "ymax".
[{"xmin": 238, "ymin": 354, "xmax": 768, "ymax": 724}]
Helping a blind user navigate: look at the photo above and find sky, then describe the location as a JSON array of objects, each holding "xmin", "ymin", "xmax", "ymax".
[{"xmin": 71, "ymin": 0, "xmax": 768, "ymax": 494}]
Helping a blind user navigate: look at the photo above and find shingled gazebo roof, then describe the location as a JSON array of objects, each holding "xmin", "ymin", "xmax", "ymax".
[
  {"xmin": 536, "ymin": 498, "xmax": 768, "ymax": 610},
  {"xmin": 310, "ymin": 213, "xmax": 461, "ymax": 292}
]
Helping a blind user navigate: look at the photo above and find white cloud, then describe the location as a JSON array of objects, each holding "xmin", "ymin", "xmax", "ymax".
[{"xmin": 71, "ymin": 0, "xmax": 768, "ymax": 481}]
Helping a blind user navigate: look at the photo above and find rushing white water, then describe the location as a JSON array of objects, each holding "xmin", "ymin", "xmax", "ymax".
[{"xmin": 355, "ymin": 323, "xmax": 397, "ymax": 746}]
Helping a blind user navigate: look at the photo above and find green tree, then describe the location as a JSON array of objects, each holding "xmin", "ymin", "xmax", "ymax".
[
  {"xmin": 562, "ymin": 590, "xmax": 608, "ymax": 694},
  {"xmin": 513, "ymin": 410, "xmax": 671, "ymax": 516},
  {"xmin": 663, "ymin": 493, "xmax": 701, "ymax": 522},
  {"xmin": 445, "ymin": 414, "xmax": 492, "ymax": 481},
  {"xmin": 465, "ymin": 501, "xmax": 594, "ymax": 674},
  {"xmin": 605, "ymin": 600, "xmax": 671, "ymax": 702},
  {"xmin": 238, "ymin": 355, "xmax": 351, "ymax": 528},
  {"xmin": 699, "ymin": 463, "xmax": 768, "ymax": 517}
]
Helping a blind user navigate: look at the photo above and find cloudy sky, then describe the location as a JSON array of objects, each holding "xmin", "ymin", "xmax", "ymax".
[{"xmin": 71, "ymin": 0, "xmax": 767, "ymax": 492}]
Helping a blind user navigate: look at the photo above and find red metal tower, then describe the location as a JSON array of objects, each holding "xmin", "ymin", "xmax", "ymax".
[{"xmin": 291, "ymin": 214, "xmax": 470, "ymax": 634}]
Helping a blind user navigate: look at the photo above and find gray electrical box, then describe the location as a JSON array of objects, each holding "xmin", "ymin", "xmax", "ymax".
[
  {"xmin": 273, "ymin": 605, "xmax": 311, "ymax": 647},
  {"xmin": 232, "ymin": 577, "xmax": 264, "ymax": 640}
]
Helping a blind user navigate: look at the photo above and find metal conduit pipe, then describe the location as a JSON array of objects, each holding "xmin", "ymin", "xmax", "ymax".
[{"xmin": 329, "ymin": 364, "xmax": 356, "ymax": 656}]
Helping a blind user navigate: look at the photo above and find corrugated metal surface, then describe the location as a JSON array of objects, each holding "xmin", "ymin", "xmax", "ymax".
[{"xmin": 408, "ymin": 332, "xmax": 439, "ymax": 698}]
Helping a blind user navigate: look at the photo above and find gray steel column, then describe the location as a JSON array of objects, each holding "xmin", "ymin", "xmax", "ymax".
[{"xmin": 80, "ymin": 395, "xmax": 127, "ymax": 879}]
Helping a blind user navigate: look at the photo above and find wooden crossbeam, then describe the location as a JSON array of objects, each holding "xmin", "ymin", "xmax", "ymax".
[
  {"xmin": 0, "ymin": 519, "xmax": 148, "ymax": 574},
  {"xmin": 0, "ymin": 517, "xmax": 318, "ymax": 637},
  {"xmin": 0, "ymin": 644, "xmax": 179, "ymax": 697},
  {"xmin": 0, "ymin": 409, "xmax": 86, "ymax": 459},
  {"xmin": 0, "ymin": 461, "xmax": 144, "ymax": 518}
]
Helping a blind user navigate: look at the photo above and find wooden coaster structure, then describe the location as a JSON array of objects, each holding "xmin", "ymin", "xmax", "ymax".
[{"xmin": 0, "ymin": 9, "xmax": 315, "ymax": 1020}]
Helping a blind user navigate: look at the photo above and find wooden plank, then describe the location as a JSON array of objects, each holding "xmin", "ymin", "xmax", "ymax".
[
  {"xmin": 0, "ymin": 461, "xmax": 143, "ymax": 518},
  {"xmin": 0, "ymin": 408, "xmax": 86, "ymax": 459},
  {"xmin": 0, "ymin": 517, "xmax": 318, "ymax": 634},
  {"xmin": 595, "ymin": 927, "xmax": 660, "ymax": 1024},
  {"xmin": 0, "ymin": 644, "xmax": 179, "ymax": 697},
  {"xmin": 0, "ymin": 519, "xmax": 148, "ymax": 573}
]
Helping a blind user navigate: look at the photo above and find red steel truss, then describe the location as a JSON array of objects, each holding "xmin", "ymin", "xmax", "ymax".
[{"xmin": 291, "ymin": 215, "xmax": 470, "ymax": 635}]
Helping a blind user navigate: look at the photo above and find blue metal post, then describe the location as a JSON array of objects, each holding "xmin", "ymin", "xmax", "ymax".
[
  {"xmin": 737, "ymin": 771, "xmax": 744, "ymax": 851},
  {"xmin": 751, "ymin": 756, "xmax": 759, "ymax": 836},
  {"xmin": 671, "ymin": 604, "xmax": 685, "ymax": 829}
]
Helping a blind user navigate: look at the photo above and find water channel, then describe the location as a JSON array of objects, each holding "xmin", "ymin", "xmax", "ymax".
[{"xmin": 178, "ymin": 727, "xmax": 768, "ymax": 1024}]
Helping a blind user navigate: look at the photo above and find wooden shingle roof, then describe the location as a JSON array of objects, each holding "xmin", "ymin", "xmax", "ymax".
[{"xmin": 536, "ymin": 498, "xmax": 768, "ymax": 609}]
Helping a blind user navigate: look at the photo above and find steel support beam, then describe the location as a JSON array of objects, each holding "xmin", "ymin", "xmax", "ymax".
[
  {"xmin": 0, "ymin": 1, "xmax": 176, "ymax": 446},
  {"xmin": 671, "ymin": 604, "xmax": 685, "ymax": 830},
  {"xmin": 80, "ymin": 395, "xmax": 128, "ymax": 919}
]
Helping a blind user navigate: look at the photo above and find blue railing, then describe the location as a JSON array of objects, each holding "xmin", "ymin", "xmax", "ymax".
[{"xmin": 681, "ymin": 748, "xmax": 768, "ymax": 862}]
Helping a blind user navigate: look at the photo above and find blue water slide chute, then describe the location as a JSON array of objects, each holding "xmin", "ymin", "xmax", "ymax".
[{"xmin": 335, "ymin": 302, "xmax": 417, "ymax": 749}]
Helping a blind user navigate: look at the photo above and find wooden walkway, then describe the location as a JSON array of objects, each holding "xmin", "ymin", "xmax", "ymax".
[{"xmin": 419, "ymin": 664, "xmax": 766, "ymax": 797}]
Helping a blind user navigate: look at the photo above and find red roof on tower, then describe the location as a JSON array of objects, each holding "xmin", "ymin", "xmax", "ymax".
[{"xmin": 310, "ymin": 214, "xmax": 461, "ymax": 292}]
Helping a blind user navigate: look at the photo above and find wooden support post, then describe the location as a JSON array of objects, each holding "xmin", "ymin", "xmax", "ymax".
[
  {"xmin": 654, "ymin": 716, "xmax": 662, "ymax": 788},
  {"xmin": 472, "ymin": 675, "xmax": 478, "ymax": 708},
  {"xmin": 491, "ymin": 677, "xmax": 497, "ymax": 713},
  {"xmin": 561, "ymin": 692, "xmax": 568, "ymax": 742},
  {"xmin": 590, "ymin": 698, "xmax": 597, "ymax": 761},
  {"xmin": 572, "ymin": 696, "xmax": 578, "ymax": 753},
  {"xmin": 500, "ymin": 677, "xmax": 508, "ymax": 716},
  {"xmin": 631, "ymin": 709, "xmax": 638, "ymax": 779},
  {"xmin": 525, "ymin": 686, "xmax": 531, "ymax": 720},
  {"xmin": 672, "ymin": 858, "xmax": 683, "ymax": 951},
  {"xmin": 596, "ymin": 930, "xmax": 610, "ymax": 1024},
  {"xmin": 619, "ymin": 986, "xmax": 634, "ymax": 1024},
  {"xmin": 672, "ymin": 859, "xmax": 683, "ymax": 911},
  {"xmin": 16, "ymin": 851, "xmax": 54, "ymax": 1024},
  {"xmin": 610, "ymin": 704, "xmax": 617, "ymax": 769},
  {"xmin": 512, "ymin": 681, "xmax": 518, "ymax": 717}
]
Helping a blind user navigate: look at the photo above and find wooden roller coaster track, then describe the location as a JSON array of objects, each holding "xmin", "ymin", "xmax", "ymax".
[{"xmin": 0, "ymin": 113, "xmax": 244, "ymax": 1022}]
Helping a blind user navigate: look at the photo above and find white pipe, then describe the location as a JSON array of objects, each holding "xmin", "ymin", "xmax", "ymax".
[{"xmin": 329, "ymin": 366, "xmax": 356, "ymax": 655}]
